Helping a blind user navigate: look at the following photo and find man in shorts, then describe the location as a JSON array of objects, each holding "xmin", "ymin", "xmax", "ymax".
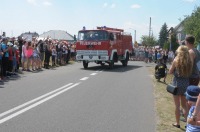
[{"xmin": 185, "ymin": 35, "xmax": 200, "ymax": 86}]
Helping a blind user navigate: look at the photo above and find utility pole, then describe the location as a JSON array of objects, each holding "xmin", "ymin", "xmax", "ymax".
[
  {"xmin": 134, "ymin": 30, "xmax": 136, "ymax": 42},
  {"xmin": 149, "ymin": 17, "xmax": 151, "ymax": 38},
  {"xmin": 129, "ymin": 28, "xmax": 136, "ymax": 42},
  {"xmin": 169, "ymin": 27, "xmax": 173, "ymax": 51}
]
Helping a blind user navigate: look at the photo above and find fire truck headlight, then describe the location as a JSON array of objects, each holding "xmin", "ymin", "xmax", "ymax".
[
  {"xmin": 101, "ymin": 56, "xmax": 106, "ymax": 60},
  {"xmin": 76, "ymin": 55, "xmax": 82, "ymax": 59}
]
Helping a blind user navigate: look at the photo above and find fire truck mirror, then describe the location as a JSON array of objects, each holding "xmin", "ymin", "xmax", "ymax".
[{"xmin": 110, "ymin": 33, "xmax": 114, "ymax": 41}]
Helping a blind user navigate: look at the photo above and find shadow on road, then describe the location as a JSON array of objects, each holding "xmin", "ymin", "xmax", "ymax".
[
  {"xmin": 0, "ymin": 74, "xmax": 22, "ymax": 87},
  {"xmin": 0, "ymin": 81, "xmax": 4, "ymax": 87},
  {"xmin": 145, "ymin": 65, "xmax": 153, "ymax": 67},
  {"xmin": 81, "ymin": 64, "xmax": 143, "ymax": 72}
]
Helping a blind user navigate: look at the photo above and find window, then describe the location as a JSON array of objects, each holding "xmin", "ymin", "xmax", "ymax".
[{"xmin": 78, "ymin": 31, "xmax": 109, "ymax": 41}]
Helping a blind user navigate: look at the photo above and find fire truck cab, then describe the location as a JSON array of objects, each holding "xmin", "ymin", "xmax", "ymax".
[{"xmin": 76, "ymin": 26, "xmax": 132, "ymax": 69}]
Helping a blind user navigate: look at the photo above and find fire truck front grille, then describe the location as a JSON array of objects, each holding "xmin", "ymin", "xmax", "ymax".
[{"xmin": 76, "ymin": 50, "xmax": 108, "ymax": 56}]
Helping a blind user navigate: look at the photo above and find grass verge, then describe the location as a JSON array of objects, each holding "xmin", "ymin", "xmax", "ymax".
[{"xmin": 149, "ymin": 67, "xmax": 186, "ymax": 132}]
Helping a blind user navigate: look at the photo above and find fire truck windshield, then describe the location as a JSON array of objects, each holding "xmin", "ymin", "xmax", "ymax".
[{"xmin": 78, "ymin": 31, "xmax": 109, "ymax": 41}]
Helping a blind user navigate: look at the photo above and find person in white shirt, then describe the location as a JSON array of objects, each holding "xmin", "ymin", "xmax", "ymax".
[
  {"xmin": 51, "ymin": 44, "xmax": 57, "ymax": 66},
  {"xmin": 21, "ymin": 42, "xmax": 27, "ymax": 71}
]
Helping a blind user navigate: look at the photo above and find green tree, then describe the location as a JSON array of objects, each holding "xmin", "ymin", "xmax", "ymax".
[
  {"xmin": 184, "ymin": 6, "xmax": 200, "ymax": 43},
  {"xmin": 159, "ymin": 23, "xmax": 168, "ymax": 48},
  {"xmin": 170, "ymin": 33, "xmax": 179, "ymax": 52},
  {"xmin": 163, "ymin": 33, "xmax": 179, "ymax": 52},
  {"xmin": 163, "ymin": 41, "xmax": 170, "ymax": 50},
  {"xmin": 141, "ymin": 35, "xmax": 157, "ymax": 47}
]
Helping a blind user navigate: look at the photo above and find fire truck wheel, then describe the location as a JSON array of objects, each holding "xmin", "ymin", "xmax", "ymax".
[
  {"xmin": 109, "ymin": 60, "xmax": 114, "ymax": 69},
  {"xmin": 121, "ymin": 60, "xmax": 127, "ymax": 66},
  {"xmin": 83, "ymin": 61, "xmax": 88, "ymax": 69},
  {"xmin": 122, "ymin": 54, "xmax": 129, "ymax": 67},
  {"xmin": 101, "ymin": 63, "xmax": 105, "ymax": 66}
]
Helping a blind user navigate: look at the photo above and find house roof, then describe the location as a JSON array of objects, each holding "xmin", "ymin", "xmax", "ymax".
[
  {"xmin": 174, "ymin": 21, "xmax": 184, "ymax": 33},
  {"xmin": 20, "ymin": 32, "xmax": 39, "ymax": 38},
  {"xmin": 167, "ymin": 27, "xmax": 174, "ymax": 33},
  {"xmin": 40, "ymin": 30, "xmax": 74, "ymax": 41},
  {"xmin": 174, "ymin": 23, "xmax": 181, "ymax": 31}
]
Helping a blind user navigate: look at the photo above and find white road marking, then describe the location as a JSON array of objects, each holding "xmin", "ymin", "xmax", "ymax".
[
  {"xmin": 90, "ymin": 73, "xmax": 97, "ymax": 76},
  {"xmin": 96, "ymin": 69, "xmax": 103, "ymax": 72},
  {"xmin": 0, "ymin": 83, "xmax": 73, "ymax": 118},
  {"xmin": 80, "ymin": 77, "xmax": 89, "ymax": 81},
  {"xmin": 0, "ymin": 83, "xmax": 80, "ymax": 124}
]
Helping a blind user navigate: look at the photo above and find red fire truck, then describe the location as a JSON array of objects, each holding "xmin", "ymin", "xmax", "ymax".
[{"xmin": 76, "ymin": 26, "xmax": 133, "ymax": 69}]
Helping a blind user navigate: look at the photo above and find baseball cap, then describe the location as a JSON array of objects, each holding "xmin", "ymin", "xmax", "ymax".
[{"xmin": 185, "ymin": 85, "xmax": 200, "ymax": 102}]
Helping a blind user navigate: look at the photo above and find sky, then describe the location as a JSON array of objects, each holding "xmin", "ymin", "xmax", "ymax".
[{"xmin": 0, "ymin": 0, "xmax": 200, "ymax": 42}]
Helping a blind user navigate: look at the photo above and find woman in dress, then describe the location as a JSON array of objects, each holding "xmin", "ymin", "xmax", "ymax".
[
  {"xmin": 169, "ymin": 45, "xmax": 193, "ymax": 128},
  {"xmin": 26, "ymin": 41, "xmax": 33, "ymax": 71}
]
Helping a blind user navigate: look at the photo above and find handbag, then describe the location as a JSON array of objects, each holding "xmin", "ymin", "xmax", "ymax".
[{"xmin": 166, "ymin": 84, "xmax": 178, "ymax": 95}]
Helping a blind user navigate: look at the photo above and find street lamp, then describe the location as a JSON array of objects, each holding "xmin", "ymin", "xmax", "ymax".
[
  {"xmin": 169, "ymin": 27, "xmax": 174, "ymax": 51},
  {"xmin": 129, "ymin": 28, "xmax": 136, "ymax": 42}
]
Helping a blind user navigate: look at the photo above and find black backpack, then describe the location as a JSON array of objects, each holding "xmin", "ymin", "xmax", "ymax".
[{"xmin": 39, "ymin": 43, "xmax": 44, "ymax": 53}]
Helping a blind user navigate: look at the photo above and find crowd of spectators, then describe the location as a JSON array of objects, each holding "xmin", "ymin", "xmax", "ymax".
[
  {"xmin": 154, "ymin": 35, "xmax": 200, "ymax": 131},
  {"xmin": 131, "ymin": 46, "xmax": 175, "ymax": 64},
  {"xmin": 132, "ymin": 36, "xmax": 200, "ymax": 130},
  {"xmin": 0, "ymin": 33, "xmax": 76, "ymax": 81}
]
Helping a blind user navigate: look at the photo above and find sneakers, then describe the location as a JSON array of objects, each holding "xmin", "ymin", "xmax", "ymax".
[
  {"xmin": 12, "ymin": 73, "xmax": 17, "ymax": 76},
  {"xmin": 5, "ymin": 76, "xmax": 10, "ymax": 79},
  {"xmin": 180, "ymin": 112, "xmax": 186, "ymax": 122},
  {"xmin": 180, "ymin": 117, "xmax": 186, "ymax": 122}
]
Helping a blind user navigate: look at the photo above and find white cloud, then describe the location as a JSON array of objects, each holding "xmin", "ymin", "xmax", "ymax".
[
  {"xmin": 103, "ymin": 3, "xmax": 116, "ymax": 8},
  {"xmin": 27, "ymin": 0, "xmax": 38, "ymax": 6},
  {"xmin": 183, "ymin": 0, "xmax": 196, "ymax": 2},
  {"xmin": 131, "ymin": 4, "xmax": 141, "ymax": 9},
  {"xmin": 110, "ymin": 3, "xmax": 116, "ymax": 8},
  {"xmin": 43, "ymin": 1, "xmax": 52, "ymax": 6},
  {"xmin": 27, "ymin": 0, "xmax": 52, "ymax": 6},
  {"xmin": 103, "ymin": 3, "xmax": 108, "ymax": 8}
]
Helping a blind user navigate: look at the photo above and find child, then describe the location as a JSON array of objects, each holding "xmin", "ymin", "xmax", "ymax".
[
  {"xmin": 186, "ymin": 85, "xmax": 200, "ymax": 132},
  {"xmin": 32, "ymin": 43, "xmax": 39, "ymax": 70},
  {"xmin": 51, "ymin": 45, "xmax": 57, "ymax": 66},
  {"xmin": 155, "ymin": 58, "xmax": 167, "ymax": 82},
  {"xmin": 12, "ymin": 44, "xmax": 18, "ymax": 74}
]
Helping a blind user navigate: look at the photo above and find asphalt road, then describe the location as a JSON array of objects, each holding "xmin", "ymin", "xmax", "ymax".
[{"xmin": 0, "ymin": 61, "xmax": 156, "ymax": 132}]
